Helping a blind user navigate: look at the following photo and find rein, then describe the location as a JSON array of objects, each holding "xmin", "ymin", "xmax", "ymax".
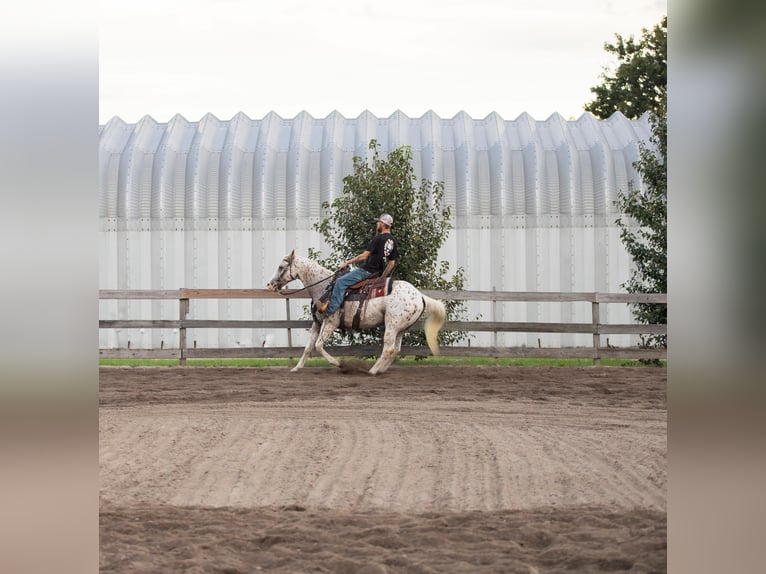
[{"xmin": 277, "ymin": 268, "xmax": 341, "ymax": 296}]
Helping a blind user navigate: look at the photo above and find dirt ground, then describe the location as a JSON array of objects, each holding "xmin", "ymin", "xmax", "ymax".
[{"xmin": 100, "ymin": 365, "xmax": 667, "ymax": 573}]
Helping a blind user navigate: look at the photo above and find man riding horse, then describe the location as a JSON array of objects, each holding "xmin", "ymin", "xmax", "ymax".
[{"xmin": 265, "ymin": 213, "xmax": 445, "ymax": 374}]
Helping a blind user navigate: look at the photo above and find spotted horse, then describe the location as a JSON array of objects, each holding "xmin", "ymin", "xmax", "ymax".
[{"xmin": 266, "ymin": 250, "xmax": 446, "ymax": 375}]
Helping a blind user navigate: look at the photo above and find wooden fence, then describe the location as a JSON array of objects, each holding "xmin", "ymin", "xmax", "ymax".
[{"xmin": 99, "ymin": 288, "xmax": 667, "ymax": 365}]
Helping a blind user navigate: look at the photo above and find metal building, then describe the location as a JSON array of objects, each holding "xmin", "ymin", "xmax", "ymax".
[{"xmin": 99, "ymin": 110, "xmax": 652, "ymax": 351}]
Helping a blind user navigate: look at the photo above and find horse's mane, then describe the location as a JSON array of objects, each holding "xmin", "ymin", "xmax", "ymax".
[{"xmin": 295, "ymin": 253, "xmax": 333, "ymax": 278}]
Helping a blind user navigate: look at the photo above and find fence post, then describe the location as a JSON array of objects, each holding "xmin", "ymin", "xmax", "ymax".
[
  {"xmin": 285, "ymin": 298, "xmax": 293, "ymax": 348},
  {"xmin": 285, "ymin": 298, "xmax": 293, "ymax": 366},
  {"xmin": 592, "ymin": 297, "xmax": 601, "ymax": 366},
  {"xmin": 492, "ymin": 287, "xmax": 498, "ymax": 349},
  {"xmin": 179, "ymin": 295, "xmax": 189, "ymax": 366}
]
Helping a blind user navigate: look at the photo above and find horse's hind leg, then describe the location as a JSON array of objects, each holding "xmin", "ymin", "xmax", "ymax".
[
  {"xmin": 395, "ymin": 332, "xmax": 404, "ymax": 354},
  {"xmin": 369, "ymin": 329, "xmax": 399, "ymax": 375},
  {"xmin": 291, "ymin": 321, "xmax": 320, "ymax": 372}
]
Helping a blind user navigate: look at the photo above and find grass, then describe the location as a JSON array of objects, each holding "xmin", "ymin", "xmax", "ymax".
[{"xmin": 99, "ymin": 356, "xmax": 666, "ymax": 368}]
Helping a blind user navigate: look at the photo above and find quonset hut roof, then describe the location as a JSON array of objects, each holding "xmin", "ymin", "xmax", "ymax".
[{"xmin": 99, "ymin": 109, "xmax": 652, "ymax": 225}]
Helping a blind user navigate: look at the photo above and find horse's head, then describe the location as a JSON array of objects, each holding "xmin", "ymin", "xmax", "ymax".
[{"xmin": 266, "ymin": 250, "xmax": 298, "ymax": 292}]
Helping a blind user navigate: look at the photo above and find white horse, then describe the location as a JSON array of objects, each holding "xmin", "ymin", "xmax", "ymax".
[{"xmin": 266, "ymin": 250, "xmax": 446, "ymax": 375}]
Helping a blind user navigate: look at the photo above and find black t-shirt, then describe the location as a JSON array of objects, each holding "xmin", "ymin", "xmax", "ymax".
[{"xmin": 361, "ymin": 232, "xmax": 398, "ymax": 274}]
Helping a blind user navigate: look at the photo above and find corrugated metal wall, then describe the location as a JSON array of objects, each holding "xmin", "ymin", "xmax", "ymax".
[{"xmin": 99, "ymin": 110, "xmax": 652, "ymax": 350}]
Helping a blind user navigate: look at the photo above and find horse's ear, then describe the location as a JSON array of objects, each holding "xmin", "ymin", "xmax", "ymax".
[{"xmin": 288, "ymin": 249, "xmax": 295, "ymax": 262}]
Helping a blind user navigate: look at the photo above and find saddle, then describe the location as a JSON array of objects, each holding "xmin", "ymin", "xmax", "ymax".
[
  {"xmin": 316, "ymin": 271, "xmax": 394, "ymax": 328},
  {"xmin": 344, "ymin": 273, "xmax": 391, "ymax": 300}
]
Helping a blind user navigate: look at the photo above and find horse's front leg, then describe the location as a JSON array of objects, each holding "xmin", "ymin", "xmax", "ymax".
[
  {"xmin": 291, "ymin": 320, "xmax": 321, "ymax": 372},
  {"xmin": 314, "ymin": 316, "xmax": 341, "ymax": 367}
]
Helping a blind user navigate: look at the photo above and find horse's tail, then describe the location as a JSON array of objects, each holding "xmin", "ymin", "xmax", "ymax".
[{"xmin": 422, "ymin": 295, "xmax": 446, "ymax": 356}]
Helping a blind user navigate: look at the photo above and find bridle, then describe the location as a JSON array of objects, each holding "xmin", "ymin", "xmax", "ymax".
[{"xmin": 273, "ymin": 257, "xmax": 299, "ymax": 292}]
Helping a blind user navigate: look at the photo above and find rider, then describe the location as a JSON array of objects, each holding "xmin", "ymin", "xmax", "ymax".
[{"xmin": 319, "ymin": 213, "xmax": 399, "ymax": 316}]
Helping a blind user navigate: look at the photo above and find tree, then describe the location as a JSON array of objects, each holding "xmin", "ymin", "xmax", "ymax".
[
  {"xmin": 588, "ymin": 16, "xmax": 668, "ymax": 349},
  {"xmin": 615, "ymin": 99, "xmax": 667, "ymax": 347},
  {"xmin": 585, "ymin": 16, "xmax": 666, "ymax": 120},
  {"xmin": 311, "ymin": 139, "xmax": 470, "ymax": 348}
]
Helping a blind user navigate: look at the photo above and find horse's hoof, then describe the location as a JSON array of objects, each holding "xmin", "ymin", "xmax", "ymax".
[{"xmin": 290, "ymin": 367, "xmax": 300, "ymax": 373}]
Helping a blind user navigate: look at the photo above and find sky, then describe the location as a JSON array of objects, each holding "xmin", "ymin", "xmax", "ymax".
[{"xmin": 99, "ymin": 0, "xmax": 667, "ymax": 124}]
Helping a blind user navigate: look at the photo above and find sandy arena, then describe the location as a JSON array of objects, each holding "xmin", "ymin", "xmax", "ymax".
[{"xmin": 99, "ymin": 365, "xmax": 667, "ymax": 572}]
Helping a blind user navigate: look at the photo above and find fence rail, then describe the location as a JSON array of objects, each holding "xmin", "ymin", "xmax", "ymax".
[{"xmin": 99, "ymin": 289, "xmax": 667, "ymax": 365}]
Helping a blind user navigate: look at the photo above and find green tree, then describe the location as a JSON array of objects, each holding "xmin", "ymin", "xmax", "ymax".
[
  {"xmin": 588, "ymin": 16, "xmax": 668, "ymax": 349},
  {"xmin": 616, "ymin": 99, "xmax": 667, "ymax": 347},
  {"xmin": 585, "ymin": 16, "xmax": 667, "ymax": 120},
  {"xmin": 311, "ymin": 139, "xmax": 470, "ymax": 348}
]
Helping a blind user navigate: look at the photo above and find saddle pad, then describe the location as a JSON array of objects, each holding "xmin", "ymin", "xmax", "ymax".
[{"xmin": 345, "ymin": 277, "xmax": 392, "ymax": 301}]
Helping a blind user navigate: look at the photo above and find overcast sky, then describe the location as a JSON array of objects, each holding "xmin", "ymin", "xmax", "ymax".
[{"xmin": 99, "ymin": 0, "xmax": 667, "ymax": 124}]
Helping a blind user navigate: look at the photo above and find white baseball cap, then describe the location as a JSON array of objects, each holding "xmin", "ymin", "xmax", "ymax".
[{"xmin": 376, "ymin": 213, "xmax": 393, "ymax": 226}]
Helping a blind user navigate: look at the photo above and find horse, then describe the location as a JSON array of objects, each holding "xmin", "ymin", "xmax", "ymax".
[{"xmin": 265, "ymin": 250, "xmax": 447, "ymax": 375}]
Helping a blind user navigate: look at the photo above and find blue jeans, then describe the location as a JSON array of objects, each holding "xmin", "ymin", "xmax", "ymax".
[{"xmin": 326, "ymin": 267, "xmax": 371, "ymax": 315}]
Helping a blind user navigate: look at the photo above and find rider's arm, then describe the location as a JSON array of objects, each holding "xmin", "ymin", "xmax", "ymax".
[
  {"xmin": 381, "ymin": 260, "xmax": 396, "ymax": 278},
  {"xmin": 341, "ymin": 250, "xmax": 370, "ymax": 268}
]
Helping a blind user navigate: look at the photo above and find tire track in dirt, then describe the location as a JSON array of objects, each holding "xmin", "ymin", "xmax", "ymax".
[
  {"xmin": 174, "ymin": 417, "xmax": 257, "ymax": 506},
  {"xmin": 100, "ymin": 398, "xmax": 665, "ymax": 513},
  {"xmin": 307, "ymin": 419, "xmax": 360, "ymax": 509},
  {"xmin": 545, "ymin": 422, "xmax": 666, "ymax": 509},
  {"xmin": 429, "ymin": 422, "xmax": 457, "ymax": 509},
  {"xmin": 471, "ymin": 423, "xmax": 507, "ymax": 510},
  {"xmin": 374, "ymin": 420, "xmax": 413, "ymax": 507},
  {"xmin": 451, "ymin": 422, "xmax": 492, "ymax": 512}
]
